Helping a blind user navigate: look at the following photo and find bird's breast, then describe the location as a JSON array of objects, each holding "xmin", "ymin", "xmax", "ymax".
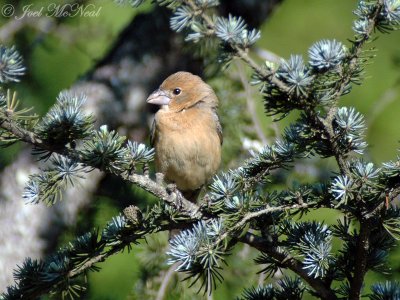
[{"xmin": 153, "ymin": 109, "xmax": 221, "ymax": 191}]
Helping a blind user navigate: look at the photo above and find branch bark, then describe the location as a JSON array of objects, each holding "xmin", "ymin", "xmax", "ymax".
[{"xmin": 349, "ymin": 218, "xmax": 372, "ymax": 300}]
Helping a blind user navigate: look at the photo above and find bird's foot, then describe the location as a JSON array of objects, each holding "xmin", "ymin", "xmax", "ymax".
[
  {"xmin": 203, "ymin": 194, "xmax": 211, "ymax": 206},
  {"xmin": 196, "ymin": 194, "xmax": 211, "ymax": 216},
  {"xmin": 166, "ymin": 183, "xmax": 177, "ymax": 194},
  {"xmin": 156, "ymin": 173, "xmax": 165, "ymax": 185},
  {"xmin": 166, "ymin": 183, "xmax": 183, "ymax": 209}
]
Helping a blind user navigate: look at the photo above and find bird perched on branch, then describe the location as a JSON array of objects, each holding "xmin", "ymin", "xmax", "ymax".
[{"xmin": 147, "ymin": 71, "xmax": 222, "ymax": 203}]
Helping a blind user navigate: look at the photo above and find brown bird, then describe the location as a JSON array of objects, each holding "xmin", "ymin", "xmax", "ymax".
[{"xmin": 147, "ymin": 71, "xmax": 222, "ymax": 203}]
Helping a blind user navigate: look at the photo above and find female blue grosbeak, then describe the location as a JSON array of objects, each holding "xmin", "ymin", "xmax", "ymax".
[{"xmin": 147, "ymin": 71, "xmax": 222, "ymax": 202}]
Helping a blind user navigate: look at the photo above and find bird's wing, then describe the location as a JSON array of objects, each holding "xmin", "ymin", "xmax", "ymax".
[
  {"xmin": 213, "ymin": 109, "xmax": 223, "ymax": 145},
  {"xmin": 150, "ymin": 118, "xmax": 156, "ymax": 147}
]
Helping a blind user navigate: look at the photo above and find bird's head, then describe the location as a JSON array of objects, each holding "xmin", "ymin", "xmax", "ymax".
[{"xmin": 146, "ymin": 71, "xmax": 218, "ymax": 112}]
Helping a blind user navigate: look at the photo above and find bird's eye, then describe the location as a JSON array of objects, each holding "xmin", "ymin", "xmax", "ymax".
[{"xmin": 173, "ymin": 88, "xmax": 181, "ymax": 95}]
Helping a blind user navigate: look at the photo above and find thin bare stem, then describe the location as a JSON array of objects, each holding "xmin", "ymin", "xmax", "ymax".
[
  {"xmin": 156, "ymin": 264, "xmax": 177, "ymax": 300},
  {"xmin": 214, "ymin": 202, "xmax": 316, "ymax": 246},
  {"xmin": 236, "ymin": 61, "xmax": 269, "ymax": 145}
]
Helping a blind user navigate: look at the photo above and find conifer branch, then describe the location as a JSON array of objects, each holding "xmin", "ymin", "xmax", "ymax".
[
  {"xmin": 3, "ymin": 0, "xmax": 400, "ymax": 298},
  {"xmin": 238, "ymin": 233, "xmax": 338, "ymax": 300},
  {"xmin": 183, "ymin": 0, "xmax": 290, "ymax": 92},
  {"xmin": 0, "ymin": 117, "xmax": 202, "ymax": 218},
  {"xmin": 215, "ymin": 202, "xmax": 317, "ymax": 246},
  {"xmin": 316, "ymin": 0, "xmax": 385, "ymax": 176}
]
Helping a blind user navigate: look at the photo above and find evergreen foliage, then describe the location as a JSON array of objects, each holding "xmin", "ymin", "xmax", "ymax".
[
  {"xmin": 1, "ymin": 0, "xmax": 400, "ymax": 299},
  {"xmin": 0, "ymin": 45, "xmax": 25, "ymax": 83}
]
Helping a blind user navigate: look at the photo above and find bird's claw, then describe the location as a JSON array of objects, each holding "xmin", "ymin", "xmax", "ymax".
[
  {"xmin": 176, "ymin": 191, "xmax": 183, "ymax": 209},
  {"xmin": 156, "ymin": 173, "xmax": 165, "ymax": 185},
  {"xmin": 166, "ymin": 183, "xmax": 183, "ymax": 209},
  {"xmin": 202, "ymin": 194, "xmax": 211, "ymax": 208},
  {"xmin": 166, "ymin": 183, "xmax": 177, "ymax": 194}
]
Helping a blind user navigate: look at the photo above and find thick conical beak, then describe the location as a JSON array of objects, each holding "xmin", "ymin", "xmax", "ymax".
[{"xmin": 146, "ymin": 89, "xmax": 171, "ymax": 106}]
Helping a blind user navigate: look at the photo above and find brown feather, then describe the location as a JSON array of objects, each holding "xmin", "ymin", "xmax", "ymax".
[{"xmin": 147, "ymin": 71, "xmax": 222, "ymax": 204}]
